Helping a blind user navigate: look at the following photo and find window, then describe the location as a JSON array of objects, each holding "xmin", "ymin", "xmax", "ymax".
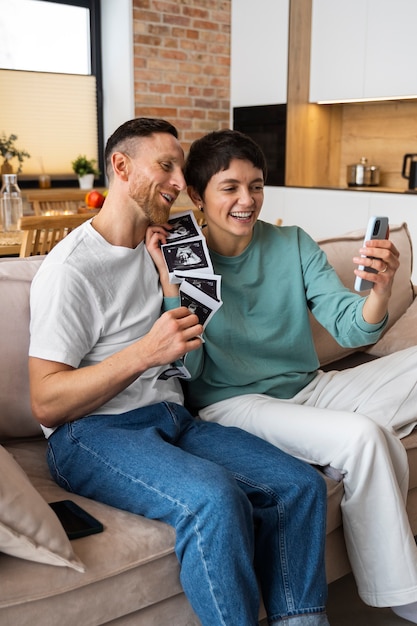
[{"xmin": 0, "ymin": 0, "xmax": 104, "ymax": 187}]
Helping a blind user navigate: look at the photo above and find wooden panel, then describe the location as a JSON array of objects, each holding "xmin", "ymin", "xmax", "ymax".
[
  {"xmin": 286, "ymin": 0, "xmax": 342, "ymax": 188},
  {"xmin": 286, "ymin": 0, "xmax": 310, "ymax": 186},
  {"xmin": 339, "ymin": 100, "xmax": 417, "ymax": 190}
]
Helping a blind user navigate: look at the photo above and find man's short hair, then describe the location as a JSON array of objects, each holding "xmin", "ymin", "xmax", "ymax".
[{"xmin": 104, "ymin": 117, "xmax": 179, "ymax": 178}]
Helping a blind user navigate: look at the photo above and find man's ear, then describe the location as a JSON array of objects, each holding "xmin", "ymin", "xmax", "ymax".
[
  {"xmin": 187, "ymin": 185, "xmax": 203, "ymax": 208},
  {"xmin": 112, "ymin": 152, "xmax": 130, "ymax": 181}
]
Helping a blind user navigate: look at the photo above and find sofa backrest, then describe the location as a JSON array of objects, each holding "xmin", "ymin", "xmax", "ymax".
[
  {"xmin": 0, "ymin": 223, "xmax": 414, "ymax": 440},
  {"xmin": 0, "ymin": 256, "xmax": 45, "ymax": 441},
  {"xmin": 313, "ymin": 222, "xmax": 415, "ymax": 365}
]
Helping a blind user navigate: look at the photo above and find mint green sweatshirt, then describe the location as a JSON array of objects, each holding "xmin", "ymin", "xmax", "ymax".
[{"xmin": 176, "ymin": 221, "xmax": 386, "ymax": 413}]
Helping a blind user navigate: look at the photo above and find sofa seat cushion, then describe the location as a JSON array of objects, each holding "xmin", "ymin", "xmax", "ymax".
[
  {"xmin": 0, "ymin": 440, "xmax": 186, "ymax": 626},
  {"xmin": 322, "ymin": 474, "xmax": 344, "ymax": 534}
]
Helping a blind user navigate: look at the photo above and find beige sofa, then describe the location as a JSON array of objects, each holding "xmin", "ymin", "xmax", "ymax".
[{"xmin": 0, "ymin": 223, "xmax": 416, "ymax": 625}]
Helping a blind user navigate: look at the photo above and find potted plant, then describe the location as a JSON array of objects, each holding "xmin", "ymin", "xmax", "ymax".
[
  {"xmin": 0, "ymin": 133, "xmax": 30, "ymax": 175},
  {"xmin": 71, "ymin": 155, "xmax": 100, "ymax": 189}
]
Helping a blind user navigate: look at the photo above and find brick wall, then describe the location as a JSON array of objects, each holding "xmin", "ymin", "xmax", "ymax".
[{"xmin": 132, "ymin": 0, "xmax": 231, "ymax": 151}]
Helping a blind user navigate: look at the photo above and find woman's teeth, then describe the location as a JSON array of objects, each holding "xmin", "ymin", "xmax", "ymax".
[{"xmin": 230, "ymin": 211, "xmax": 252, "ymax": 219}]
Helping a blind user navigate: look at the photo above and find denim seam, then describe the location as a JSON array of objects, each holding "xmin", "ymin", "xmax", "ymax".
[
  {"xmin": 47, "ymin": 443, "xmax": 72, "ymax": 491},
  {"xmin": 233, "ymin": 471, "xmax": 295, "ymax": 615}
]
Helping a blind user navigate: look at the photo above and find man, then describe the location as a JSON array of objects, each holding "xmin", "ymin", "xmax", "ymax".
[{"xmin": 28, "ymin": 118, "xmax": 330, "ymax": 626}]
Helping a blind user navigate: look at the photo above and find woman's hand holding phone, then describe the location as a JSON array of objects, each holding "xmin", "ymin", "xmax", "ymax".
[{"xmin": 354, "ymin": 216, "xmax": 389, "ymax": 292}]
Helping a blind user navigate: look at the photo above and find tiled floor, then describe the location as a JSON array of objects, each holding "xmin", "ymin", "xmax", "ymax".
[{"xmin": 327, "ymin": 573, "xmax": 414, "ymax": 625}]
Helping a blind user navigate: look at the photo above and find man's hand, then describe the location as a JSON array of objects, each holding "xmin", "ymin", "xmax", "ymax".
[
  {"xmin": 29, "ymin": 307, "xmax": 203, "ymax": 429},
  {"xmin": 146, "ymin": 224, "xmax": 179, "ymax": 297},
  {"xmin": 139, "ymin": 307, "xmax": 203, "ymax": 370}
]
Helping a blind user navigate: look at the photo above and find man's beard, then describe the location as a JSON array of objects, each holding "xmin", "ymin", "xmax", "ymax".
[
  {"xmin": 148, "ymin": 203, "xmax": 170, "ymax": 225},
  {"xmin": 128, "ymin": 183, "xmax": 171, "ymax": 225}
]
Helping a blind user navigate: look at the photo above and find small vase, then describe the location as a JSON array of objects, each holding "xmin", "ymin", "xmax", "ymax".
[
  {"xmin": 78, "ymin": 174, "xmax": 94, "ymax": 190},
  {"xmin": 1, "ymin": 160, "xmax": 13, "ymax": 176}
]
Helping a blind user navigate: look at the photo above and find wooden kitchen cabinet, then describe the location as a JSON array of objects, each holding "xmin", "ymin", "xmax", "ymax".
[{"xmin": 309, "ymin": 0, "xmax": 417, "ymax": 102}]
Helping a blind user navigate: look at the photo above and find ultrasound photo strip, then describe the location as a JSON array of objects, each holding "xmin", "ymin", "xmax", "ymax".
[
  {"xmin": 179, "ymin": 279, "xmax": 223, "ymax": 329},
  {"xmin": 174, "ymin": 272, "xmax": 222, "ymax": 301},
  {"xmin": 158, "ymin": 282, "xmax": 222, "ymax": 381},
  {"xmin": 161, "ymin": 236, "xmax": 214, "ymax": 284},
  {"xmin": 158, "ymin": 359, "xmax": 192, "ymax": 380},
  {"xmin": 158, "ymin": 210, "xmax": 221, "ymax": 381},
  {"xmin": 165, "ymin": 210, "xmax": 202, "ymax": 243}
]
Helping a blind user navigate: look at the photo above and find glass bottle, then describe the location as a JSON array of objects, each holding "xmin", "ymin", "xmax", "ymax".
[{"xmin": 1, "ymin": 174, "xmax": 23, "ymax": 232}]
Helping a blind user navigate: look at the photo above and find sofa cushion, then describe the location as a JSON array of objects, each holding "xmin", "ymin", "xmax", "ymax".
[
  {"xmin": 313, "ymin": 223, "xmax": 414, "ymax": 366},
  {"xmin": 0, "ymin": 439, "xmax": 191, "ymax": 626},
  {"xmin": 366, "ymin": 297, "xmax": 417, "ymax": 357},
  {"xmin": 0, "ymin": 256, "xmax": 45, "ymax": 441},
  {"xmin": 0, "ymin": 444, "xmax": 84, "ymax": 570}
]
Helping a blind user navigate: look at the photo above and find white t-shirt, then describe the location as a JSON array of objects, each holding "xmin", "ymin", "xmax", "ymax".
[{"xmin": 29, "ymin": 220, "xmax": 183, "ymax": 437}]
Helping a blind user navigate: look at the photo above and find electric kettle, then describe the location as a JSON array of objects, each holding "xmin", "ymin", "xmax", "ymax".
[{"xmin": 402, "ymin": 154, "xmax": 417, "ymax": 191}]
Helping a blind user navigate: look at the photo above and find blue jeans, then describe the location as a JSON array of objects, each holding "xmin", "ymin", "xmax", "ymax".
[{"xmin": 47, "ymin": 402, "xmax": 329, "ymax": 626}]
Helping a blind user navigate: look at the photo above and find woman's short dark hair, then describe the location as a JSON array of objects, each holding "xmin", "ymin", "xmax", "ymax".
[
  {"xmin": 184, "ymin": 129, "xmax": 268, "ymax": 198},
  {"xmin": 104, "ymin": 117, "xmax": 178, "ymax": 178}
]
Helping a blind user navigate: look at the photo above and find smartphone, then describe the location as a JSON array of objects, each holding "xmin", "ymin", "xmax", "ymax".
[
  {"xmin": 49, "ymin": 500, "xmax": 104, "ymax": 540},
  {"xmin": 354, "ymin": 216, "xmax": 389, "ymax": 291}
]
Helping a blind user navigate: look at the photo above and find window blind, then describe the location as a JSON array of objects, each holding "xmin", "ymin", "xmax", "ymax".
[{"xmin": 0, "ymin": 69, "xmax": 98, "ymax": 178}]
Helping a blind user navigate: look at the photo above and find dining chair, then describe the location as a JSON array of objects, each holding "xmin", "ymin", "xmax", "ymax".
[
  {"xmin": 32, "ymin": 200, "xmax": 81, "ymax": 215},
  {"xmin": 18, "ymin": 213, "xmax": 93, "ymax": 257}
]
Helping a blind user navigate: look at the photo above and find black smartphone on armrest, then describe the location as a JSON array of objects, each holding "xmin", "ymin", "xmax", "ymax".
[{"xmin": 49, "ymin": 500, "xmax": 104, "ymax": 540}]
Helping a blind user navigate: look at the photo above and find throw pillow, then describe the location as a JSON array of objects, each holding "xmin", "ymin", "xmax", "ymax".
[
  {"xmin": 366, "ymin": 297, "xmax": 417, "ymax": 357},
  {"xmin": 0, "ymin": 445, "xmax": 84, "ymax": 571}
]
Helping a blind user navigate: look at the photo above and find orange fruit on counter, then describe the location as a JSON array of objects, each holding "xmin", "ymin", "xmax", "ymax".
[{"xmin": 85, "ymin": 189, "xmax": 105, "ymax": 208}]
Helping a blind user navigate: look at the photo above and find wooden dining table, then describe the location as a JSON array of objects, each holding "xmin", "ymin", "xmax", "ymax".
[{"xmin": 0, "ymin": 188, "xmax": 104, "ymax": 257}]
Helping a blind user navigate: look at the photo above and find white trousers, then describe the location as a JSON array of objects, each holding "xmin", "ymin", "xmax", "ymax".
[{"xmin": 199, "ymin": 346, "xmax": 417, "ymax": 608}]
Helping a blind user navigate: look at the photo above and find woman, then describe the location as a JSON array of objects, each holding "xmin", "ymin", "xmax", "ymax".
[{"xmin": 148, "ymin": 128, "xmax": 417, "ymax": 623}]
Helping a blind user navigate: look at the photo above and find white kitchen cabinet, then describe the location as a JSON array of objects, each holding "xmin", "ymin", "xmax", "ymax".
[
  {"xmin": 309, "ymin": 0, "xmax": 366, "ymax": 102},
  {"xmin": 230, "ymin": 0, "xmax": 289, "ymax": 108},
  {"xmin": 309, "ymin": 0, "xmax": 417, "ymax": 103}
]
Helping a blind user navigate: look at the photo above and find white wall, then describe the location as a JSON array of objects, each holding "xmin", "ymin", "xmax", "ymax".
[{"xmin": 100, "ymin": 0, "xmax": 135, "ymax": 148}]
